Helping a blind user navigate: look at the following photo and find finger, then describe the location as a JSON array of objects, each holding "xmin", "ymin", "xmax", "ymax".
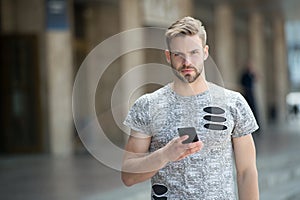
[
  {"xmin": 183, "ymin": 144, "xmax": 203, "ymax": 156},
  {"xmin": 187, "ymin": 146, "xmax": 202, "ymax": 154},
  {"xmin": 178, "ymin": 135, "xmax": 189, "ymax": 143},
  {"xmin": 186, "ymin": 141, "xmax": 203, "ymax": 149},
  {"xmin": 175, "ymin": 146, "xmax": 202, "ymax": 161}
]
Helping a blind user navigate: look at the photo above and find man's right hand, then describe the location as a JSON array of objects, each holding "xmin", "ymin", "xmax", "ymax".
[
  {"xmin": 162, "ymin": 136, "xmax": 203, "ymax": 162},
  {"xmin": 122, "ymin": 131, "xmax": 203, "ymax": 186}
]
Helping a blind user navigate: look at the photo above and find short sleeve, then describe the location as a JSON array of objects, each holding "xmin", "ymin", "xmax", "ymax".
[
  {"xmin": 231, "ymin": 93, "xmax": 259, "ymax": 138},
  {"xmin": 123, "ymin": 95, "xmax": 152, "ymax": 135}
]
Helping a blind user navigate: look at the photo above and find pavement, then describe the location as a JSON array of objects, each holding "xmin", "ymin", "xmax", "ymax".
[{"xmin": 1, "ymin": 118, "xmax": 300, "ymax": 200}]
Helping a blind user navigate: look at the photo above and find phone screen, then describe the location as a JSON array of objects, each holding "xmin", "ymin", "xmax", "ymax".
[{"xmin": 177, "ymin": 127, "xmax": 199, "ymax": 144}]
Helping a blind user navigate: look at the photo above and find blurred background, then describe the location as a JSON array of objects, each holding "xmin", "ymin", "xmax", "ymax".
[{"xmin": 1, "ymin": 0, "xmax": 300, "ymax": 199}]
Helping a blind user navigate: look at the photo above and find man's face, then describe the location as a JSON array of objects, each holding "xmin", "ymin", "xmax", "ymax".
[{"xmin": 166, "ymin": 35, "xmax": 208, "ymax": 83}]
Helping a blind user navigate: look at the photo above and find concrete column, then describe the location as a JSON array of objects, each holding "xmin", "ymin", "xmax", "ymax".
[
  {"xmin": 46, "ymin": 31, "xmax": 73, "ymax": 156},
  {"xmin": 119, "ymin": 0, "xmax": 145, "ymax": 141},
  {"xmin": 82, "ymin": 2, "xmax": 123, "ymax": 146},
  {"xmin": 273, "ymin": 16, "xmax": 289, "ymax": 123},
  {"xmin": 142, "ymin": 0, "xmax": 193, "ymax": 26},
  {"xmin": 45, "ymin": 0, "xmax": 73, "ymax": 156},
  {"xmin": 214, "ymin": 3, "xmax": 236, "ymax": 89},
  {"xmin": 178, "ymin": 0, "xmax": 193, "ymax": 17},
  {"xmin": 249, "ymin": 11, "xmax": 267, "ymax": 129},
  {"xmin": 120, "ymin": 0, "xmax": 142, "ymax": 31}
]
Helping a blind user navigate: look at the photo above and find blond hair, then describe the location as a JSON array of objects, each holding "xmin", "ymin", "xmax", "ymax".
[{"xmin": 165, "ymin": 16, "xmax": 207, "ymax": 48}]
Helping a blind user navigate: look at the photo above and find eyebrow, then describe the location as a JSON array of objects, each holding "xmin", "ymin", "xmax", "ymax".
[{"xmin": 171, "ymin": 49, "xmax": 202, "ymax": 54}]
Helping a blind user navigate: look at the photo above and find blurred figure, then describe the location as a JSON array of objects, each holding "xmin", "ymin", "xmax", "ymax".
[
  {"xmin": 240, "ymin": 61, "xmax": 259, "ymax": 126},
  {"xmin": 286, "ymin": 92, "xmax": 300, "ymax": 121},
  {"xmin": 292, "ymin": 104, "xmax": 299, "ymax": 117}
]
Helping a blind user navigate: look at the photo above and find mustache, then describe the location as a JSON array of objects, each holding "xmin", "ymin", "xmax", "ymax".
[{"xmin": 178, "ymin": 65, "xmax": 197, "ymax": 71}]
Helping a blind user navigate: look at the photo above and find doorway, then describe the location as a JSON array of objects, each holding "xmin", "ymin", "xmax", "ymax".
[{"xmin": 0, "ymin": 34, "xmax": 42, "ymax": 154}]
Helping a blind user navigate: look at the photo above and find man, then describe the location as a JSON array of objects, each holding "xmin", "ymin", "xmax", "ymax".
[
  {"xmin": 122, "ymin": 16, "xmax": 259, "ymax": 200},
  {"xmin": 240, "ymin": 61, "xmax": 259, "ymax": 124}
]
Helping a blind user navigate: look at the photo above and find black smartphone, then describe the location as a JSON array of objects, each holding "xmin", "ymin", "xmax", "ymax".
[{"xmin": 177, "ymin": 127, "xmax": 199, "ymax": 144}]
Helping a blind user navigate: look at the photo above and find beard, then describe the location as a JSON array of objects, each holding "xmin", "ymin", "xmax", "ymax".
[{"xmin": 170, "ymin": 62, "xmax": 203, "ymax": 83}]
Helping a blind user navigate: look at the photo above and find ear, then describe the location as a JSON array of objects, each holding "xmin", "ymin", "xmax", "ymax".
[
  {"xmin": 165, "ymin": 50, "xmax": 171, "ymax": 63},
  {"xmin": 204, "ymin": 45, "xmax": 209, "ymax": 60}
]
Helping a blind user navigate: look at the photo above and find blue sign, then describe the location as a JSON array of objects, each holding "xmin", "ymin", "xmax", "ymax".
[{"xmin": 46, "ymin": 0, "xmax": 69, "ymax": 30}]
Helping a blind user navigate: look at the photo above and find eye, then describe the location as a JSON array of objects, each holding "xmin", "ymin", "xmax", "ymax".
[
  {"xmin": 171, "ymin": 52, "xmax": 183, "ymax": 57},
  {"xmin": 191, "ymin": 50, "xmax": 200, "ymax": 55}
]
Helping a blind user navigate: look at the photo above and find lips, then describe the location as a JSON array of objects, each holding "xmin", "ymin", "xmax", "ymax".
[{"xmin": 181, "ymin": 68, "xmax": 195, "ymax": 73}]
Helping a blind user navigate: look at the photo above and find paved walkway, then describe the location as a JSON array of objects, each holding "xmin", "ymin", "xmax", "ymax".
[{"xmin": 1, "ymin": 119, "xmax": 300, "ymax": 200}]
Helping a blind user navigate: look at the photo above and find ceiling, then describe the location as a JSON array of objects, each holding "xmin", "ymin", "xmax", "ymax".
[{"xmin": 74, "ymin": 0, "xmax": 300, "ymax": 22}]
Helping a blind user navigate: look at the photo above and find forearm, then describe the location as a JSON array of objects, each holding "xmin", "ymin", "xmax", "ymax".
[
  {"xmin": 237, "ymin": 168, "xmax": 259, "ymax": 200},
  {"xmin": 122, "ymin": 148, "xmax": 169, "ymax": 186},
  {"xmin": 121, "ymin": 170, "xmax": 157, "ymax": 187}
]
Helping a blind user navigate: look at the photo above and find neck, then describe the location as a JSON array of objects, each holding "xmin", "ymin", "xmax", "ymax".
[{"xmin": 172, "ymin": 77, "xmax": 208, "ymax": 96}]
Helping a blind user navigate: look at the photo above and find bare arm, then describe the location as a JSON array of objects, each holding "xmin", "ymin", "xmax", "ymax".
[
  {"xmin": 233, "ymin": 134, "xmax": 259, "ymax": 200},
  {"xmin": 121, "ymin": 130, "xmax": 203, "ymax": 186}
]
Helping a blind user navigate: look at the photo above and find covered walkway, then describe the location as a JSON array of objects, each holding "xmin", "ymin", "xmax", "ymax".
[{"xmin": 1, "ymin": 120, "xmax": 300, "ymax": 200}]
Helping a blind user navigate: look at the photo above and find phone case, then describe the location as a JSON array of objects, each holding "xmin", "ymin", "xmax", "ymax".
[{"xmin": 177, "ymin": 127, "xmax": 199, "ymax": 144}]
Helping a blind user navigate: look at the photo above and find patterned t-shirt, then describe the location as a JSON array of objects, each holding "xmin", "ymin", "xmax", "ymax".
[{"xmin": 124, "ymin": 82, "xmax": 259, "ymax": 200}]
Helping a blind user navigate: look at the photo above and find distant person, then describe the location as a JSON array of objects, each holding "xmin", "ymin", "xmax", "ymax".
[
  {"xmin": 240, "ymin": 62, "xmax": 259, "ymax": 125},
  {"xmin": 292, "ymin": 104, "xmax": 299, "ymax": 118},
  {"xmin": 122, "ymin": 16, "xmax": 259, "ymax": 199}
]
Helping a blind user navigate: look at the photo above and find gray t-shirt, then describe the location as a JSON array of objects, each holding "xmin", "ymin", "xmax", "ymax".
[{"xmin": 124, "ymin": 82, "xmax": 259, "ymax": 200}]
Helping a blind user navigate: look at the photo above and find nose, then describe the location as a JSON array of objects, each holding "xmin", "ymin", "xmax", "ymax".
[{"xmin": 182, "ymin": 56, "xmax": 192, "ymax": 66}]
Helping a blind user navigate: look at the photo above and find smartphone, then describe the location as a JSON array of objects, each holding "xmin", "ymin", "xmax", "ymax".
[{"xmin": 177, "ymin": 127, "xmax": 199, "ymax": 144}]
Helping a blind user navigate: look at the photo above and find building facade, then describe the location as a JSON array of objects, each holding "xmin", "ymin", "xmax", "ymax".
[{"xmin": 0, "ymin": 0, "xmax": 289, "ymax": 155}]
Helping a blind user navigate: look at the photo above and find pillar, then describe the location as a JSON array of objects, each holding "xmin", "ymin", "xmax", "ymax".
[
  {"xmin": 45, "ymin": 0, "xmax": 73, "ymax": 156},
  {"xmin": 214, "ymin": 3, "xmax": 236, "ymax": 89},
  {"xmin": 118, "ymin": 0, "xmax": 144, "ymax": 142},
  {"xmin": 273, "ymin": 16, "xmax": 289, "ymax": 123},
  {"xmin": 249, "ymin": 11, "xmax": 267, "ymax": 129}
]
